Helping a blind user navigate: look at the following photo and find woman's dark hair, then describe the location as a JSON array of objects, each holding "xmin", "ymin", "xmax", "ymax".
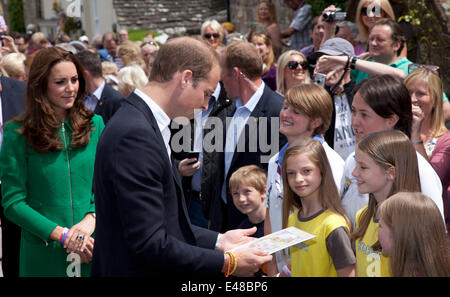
[
  {"xmin": 353, "ymin": 75, "xmax": 412, "ymax": 138},
  {"xmin": 16, "ymin": 47, "xmax": 93, "ymax": 152}
]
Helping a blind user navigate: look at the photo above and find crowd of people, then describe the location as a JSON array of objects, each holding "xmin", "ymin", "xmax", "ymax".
[{"xmin": 0, "ymin": 0, "xmax": 449, "ymax": 278}]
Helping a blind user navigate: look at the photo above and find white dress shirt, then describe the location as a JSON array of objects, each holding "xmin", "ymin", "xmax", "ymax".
[{"xmin": 134, "ymin": 89, "xmax": 172, "ymax": 160}]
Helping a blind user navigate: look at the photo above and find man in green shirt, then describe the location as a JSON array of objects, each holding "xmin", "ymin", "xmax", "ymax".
[{"xmin": 351, "ymin": 19, "xmax": 411, "ymax": 84}]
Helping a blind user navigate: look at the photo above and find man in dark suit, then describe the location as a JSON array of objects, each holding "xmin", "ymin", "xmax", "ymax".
[
  {"xmin": 210, "ymin": 41, "xmax": 287, "ymax": 232},
  {"xmin": 0, "ymin": 76, "xmax": 25, "ymax": 277},
  {"xmin": 76, "ymin": 50, "xmax": 123, "ymax": 124},
  {"xmin": 171, "ymin": 81, "xmax": 235, "ymax": 228},
  {"xmin": 91, "ymin": 37, "xmax": 271, "ymax": 277}
]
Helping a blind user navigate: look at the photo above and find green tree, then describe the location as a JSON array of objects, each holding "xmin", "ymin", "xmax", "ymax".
[{"xmin": 8, "ymin": 0, "xmax": 25, "ymax": 33}]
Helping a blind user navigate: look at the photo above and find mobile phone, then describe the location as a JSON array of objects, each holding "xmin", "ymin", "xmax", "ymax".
[
  {"xmin": 314, "ymin": 73, "xmax": 326, "ymax": 88},
  {"xmin": 186, "ymin": 152, "xmax": 199, "ymax": 164}
]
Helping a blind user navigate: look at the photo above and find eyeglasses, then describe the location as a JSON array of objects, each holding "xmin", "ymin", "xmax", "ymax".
[
  {"xmin": 408, "ymin": 64, "xmax": 439, "ymax": 73},
  {"xmin": 360, "ymin": 6, "xmax": 384, "ymax": 17},
  {"xmin": 287, "ymin": 60, "xmax": 307, "ymax": 70},
  {"xmin": 204, "ymin": 33, "xmax": 220, "ymax": 39}
]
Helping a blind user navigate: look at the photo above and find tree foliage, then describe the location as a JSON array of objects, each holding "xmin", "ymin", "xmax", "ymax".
[{"xmin": 8, "ymin": 0, "xmax": 25, "ymax": 33}]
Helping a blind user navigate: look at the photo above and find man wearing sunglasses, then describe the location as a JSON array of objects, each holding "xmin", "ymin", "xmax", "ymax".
[{"xmin": 281, "ymin": 0, "xmax": 312, "ymax": 51}]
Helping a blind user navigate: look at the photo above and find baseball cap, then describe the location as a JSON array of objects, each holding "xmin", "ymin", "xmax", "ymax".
[
  {"xmin": 316, "ymin": 37, "xmax": 355, "ymax": 57},
  {"xmin": 79, "ymin": 35, "xmax": 89, "ymax": 43}
]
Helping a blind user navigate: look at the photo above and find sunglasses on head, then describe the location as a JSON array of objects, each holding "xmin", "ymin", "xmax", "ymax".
[
  {"xmin": 141, "ymin": 41, "xmax": 158, "ymax": 47},
  {"xmin": 360, "ymin": 6, "xmax": 384, "ymax": 17},
  {"xmin": 287, "ymin": 60, "xmax": 307, "ymax": 70},
  {"xmin": 204, "ymin": 33, "xmax": 220, "ymax": 39},
  {"xmin": 408, "ymin": 63, "xmax": 439, "ymax": 73}
]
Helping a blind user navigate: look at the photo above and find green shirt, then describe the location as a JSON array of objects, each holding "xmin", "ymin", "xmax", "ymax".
[
  {"xmin": 351, "ymin": 57, "xmax": 412, "ymax": 85},
  {"xmin": 350, "ymin": 57, "xmax": 448, "ymax": 102},
  {"xmin": 0, "ymin": 115, "xmax": 105, "ymax": 276}
]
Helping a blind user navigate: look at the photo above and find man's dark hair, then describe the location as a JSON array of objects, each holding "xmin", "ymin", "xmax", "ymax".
[
  {"xmin": 372, "ymin": 19, "xmax": 406, "ymax": 56},
  {"xmin": 76, "ymin": 50, "xmax": 103, "ymax": 78}
]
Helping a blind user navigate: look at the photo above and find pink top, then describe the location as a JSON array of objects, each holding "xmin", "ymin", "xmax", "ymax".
[{"xmin": 429, "ymin": 132, "xmax": 450, "ymax": 230}]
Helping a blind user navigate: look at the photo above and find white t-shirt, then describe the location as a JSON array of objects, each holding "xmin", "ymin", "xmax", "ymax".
[
  {"xmin": 340, "ymin": 151, "xmax": 445, "ymax": 229},
  {"xmin": 265, "ymin": 140, "xmax": 345, "ymax": 272},
  {"xmin": 333, "ymin": 93, "xmax": 356, "ymax": 160}
]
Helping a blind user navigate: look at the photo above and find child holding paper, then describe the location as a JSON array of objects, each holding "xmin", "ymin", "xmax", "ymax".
[
  {"xmin": 351, "ymin": 130, "xmax": 421, "ymax": 277},
  {"xmin": 281, "ymin": 138, "xmax": 355, "ymax": 277},
  {"xmin": 230, "ymin": 165, "xmax": 267, "ymax": 238}
]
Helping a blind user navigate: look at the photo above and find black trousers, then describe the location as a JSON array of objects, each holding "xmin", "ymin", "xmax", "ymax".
[{"xmin": 0, "ymin": 184, "xmax": 21, "ymax": 277}]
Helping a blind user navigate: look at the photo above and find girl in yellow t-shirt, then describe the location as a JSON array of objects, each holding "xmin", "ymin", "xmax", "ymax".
[
  {"xmin": 351, "ymin": 130, "xmax": 421, "ymax": 277},
  {"xmin": 281, "ymin": 138, "xmax": 355, "ymax": 277}
]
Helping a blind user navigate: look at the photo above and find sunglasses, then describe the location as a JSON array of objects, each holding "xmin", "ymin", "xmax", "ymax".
[
  {"xmin": 287, "ymin": 60, "xmax": 307, "ymax": 70},
  {"xmin": 360, "ymin": 6, "xmax": 384, "ymax": 17},
  {"xmin": 204, "ymin": 33, "xmax": 220, "ymax": 39},
  {"xmin": 408, "ymin": 63, "xmax": 439, "ymax": 73},
  {"xmin": 141, "ymin": 41, "xmax": 158, "ymax": 47}
]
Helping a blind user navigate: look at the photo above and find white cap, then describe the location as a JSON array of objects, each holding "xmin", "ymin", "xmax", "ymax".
[{"xmin": 79, "ymin": 35, "xmax": 89, "ymax": 43}]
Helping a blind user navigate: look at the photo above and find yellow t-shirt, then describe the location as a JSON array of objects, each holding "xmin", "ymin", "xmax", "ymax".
[
  {"xmin": 355, "ymin": 206, "xmax": 391, "ymax": 277},
  {"xmin": 288, "ymin": 209, "xmax": 351, "ymax": 277}
]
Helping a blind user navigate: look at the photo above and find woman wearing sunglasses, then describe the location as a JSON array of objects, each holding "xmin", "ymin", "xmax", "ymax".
[
  {"xmin": 355, "ymin": 0, "xmax": 395, "ymax": 50},
  {"xmin": 275, "ymin": 50, "xmax": 311, "ymax": 96},
  {"xmin": 201, "ymin": 19, "xmax": 225, "ymax": 51}
]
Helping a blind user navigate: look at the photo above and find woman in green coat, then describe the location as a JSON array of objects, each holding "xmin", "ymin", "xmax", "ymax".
[{"xmin": 0, "ymin": 47, "xmax": 105, "ymax": 276}]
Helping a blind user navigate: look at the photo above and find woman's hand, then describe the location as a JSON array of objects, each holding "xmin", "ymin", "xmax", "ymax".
[
  {"xmin": 64, "ymin": 214, "xmax": 96, "ymax": 254},
  {"xmin": 411, "ymin": 103, "xmax": 425, "ymax": 135}
]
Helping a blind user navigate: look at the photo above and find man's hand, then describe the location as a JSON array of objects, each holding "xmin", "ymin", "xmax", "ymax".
[
  {"xmin": 233, "ymin": 248, "xmax": 272, "ymax": 277},
  {"xmin": 178, "ymin": 158, "xmax": 200, "ymax": 177},
  {"xmin": 217, "ymin": 227, "xmax": 257, "ymax": 252}
]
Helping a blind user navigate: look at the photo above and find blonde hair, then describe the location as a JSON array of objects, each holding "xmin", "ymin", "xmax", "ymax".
[
  {"xmin": 117, "ymin": 64, "xmax": 149, "ymax": 97},
  {"xmin": 284, "ymin": 84, "xmax": 333, "ymax": 135},
  {"xmin": 201, "ymin": 19, "xmax": 225, "ymax": 43},
  {"xmin": 281, "ymin": 138, "xmax": 350, "ymax": 230},
  {"xmin": 404, "ymin": 68, "xmax": 448, "ymax": 138},
  {"xmin": 276, "ymin": 50, "xmax": 310, "ymax": 95},
  {"xmin": 1, "ymin": 53, "xmax": 26, "ymax": 80},
  {"xmin": 101, "ymin": 61, "xmax": 118, "ymax": 76},
  {"xmin": 378, "ymin": 192, "xmax": 450, "ymax": 277},
  {"xmin": 229, "ymin": 165, "xmax": 267, "ymax": 195},
  {"xmin": 355, "ymin": 0, "xmax": 395, "ymax": 44},
  {"xmin": 351, "ymin": 130, "xmax": 421, "ymax": 244},
  {"xmin": 250, "ymin": 32, "xmax": 275, "ymax": 74},
  {"xmin": 117, "ymin": 40, "xmax": 146, "ymax": 69},
  {"xmin": 257, "ymin": 1, "xmax": 277, "ymax": 25}
]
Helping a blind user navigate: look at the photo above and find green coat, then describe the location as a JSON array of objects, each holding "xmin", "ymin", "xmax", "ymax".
[{"xmin": 0, "ymin": 115, "xmax": 105, "ymax": 276}]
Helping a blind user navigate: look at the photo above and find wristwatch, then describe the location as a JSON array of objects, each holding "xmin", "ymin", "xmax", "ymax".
[
  {"xmin": 350, "ymin": 56, "xmax": 358, "ymax": 70},
  {"xmin": 90, "ymin": 212, "xmax": 96, "ymax": 218}
]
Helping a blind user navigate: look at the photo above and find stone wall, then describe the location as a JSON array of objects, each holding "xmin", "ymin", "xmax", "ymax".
[{"xmin": 113, "ymin": 0, "xmax": 227, "ymax": 34}]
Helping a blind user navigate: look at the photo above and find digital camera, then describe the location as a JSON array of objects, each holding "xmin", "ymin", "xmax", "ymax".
[{"xmin": 322, "ymin": 11, "xmax": 347, "ymax": 22}]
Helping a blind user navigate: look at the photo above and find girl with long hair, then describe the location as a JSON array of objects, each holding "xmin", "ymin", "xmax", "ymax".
[
  {"xmin": 281, "ymin": 138, "xmax": 355, "ymax": 277},
  {"xmin": 378, "ymin": 192, "xmax": 450, "ymax": 277},
  {"xmin": 0, "ymin": 47, "xmax": 104, "ymax": 276},
  {"xmin": 351, "ymin": 130, "xmax": 421, "ymax": 277}
]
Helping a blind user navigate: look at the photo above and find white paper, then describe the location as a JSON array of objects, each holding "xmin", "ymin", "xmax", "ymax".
[{"xmin": 230, "ymin": 226, "xmax": 316, "ymax": 255}]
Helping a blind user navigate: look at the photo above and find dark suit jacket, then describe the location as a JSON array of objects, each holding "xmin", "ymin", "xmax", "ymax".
[
  {"xmin": 94, "ymin": 83, "xmax": 124, "ymax": 124},
  {"xmin": 91, "ymin": 93, "xmax": 224, "ymax": 277},
  {"xmin": 171, "ymin": 82, "xmax": 235, "ymax": 213},
  {"xmin": 210, "ymin": 84, "xmax": 287, "ymax": 232},
  {"xmin": 1, "ymin": 76, "xmax": 25, "ymax": 123}
]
